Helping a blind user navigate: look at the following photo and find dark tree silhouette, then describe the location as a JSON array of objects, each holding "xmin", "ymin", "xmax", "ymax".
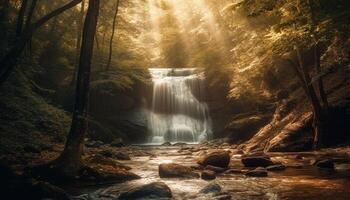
[
  {"xmin": 16, "ymin": 0, "xmax": 29, "ymax": 37},
  {"xmin": 53, "ymin": 0, "xmax": 100, "ymax": 176},
  {"xmin": 106, "ymin": 0, "xmax": 120, "ymax": 71},
  {"xmin": 0, "ymin": 0, "xmax": 83, "ymax": 85}
]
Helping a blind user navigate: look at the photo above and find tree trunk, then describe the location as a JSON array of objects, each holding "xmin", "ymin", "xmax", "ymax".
[
  {"xmin": 16, "ymin": 0, "xmax": 29, "ymax": 37},
  {"xmin": 0, "ymin": 0, "xmax": 10, "ymax": 46},
  {"xmin": 54, "ymin": 0, "xmax": 99, "ymax": 176},
  {"xmin": 314, "ymin": 41, "xmax": 328, "ymax": 111},
  {"xmin": 25, "ymin": 0, "xmax": 38, "ymax": 55},
  {"xmin": 71, "ymin": 0, "xmax": 85, "ymax": 86},
  {"xmin": 106, "ymin": 0, "xmax": 120, "ymax": 71},
  {"xmin": 24, "ymin": 0, "xmax": 38, "ymax": 29},
  {"xmin": 295, "ymin": 46, "xmax": 324, "ymax": 149},
  {"xmin": 95, "ymin": 32, "xmax": 100, "ymax": 50},
  {"xmin": 307, "ymin": 0, "xmax": 329, "ymax": 111},
  {"xmin": 0, "ymin": 0, "xmax": 82, "ymax": 85}
]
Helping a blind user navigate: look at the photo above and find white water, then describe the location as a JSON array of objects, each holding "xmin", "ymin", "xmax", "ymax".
[{"xmin": 148, "ymin": 68, "xmax": 212, "ymax": 144}]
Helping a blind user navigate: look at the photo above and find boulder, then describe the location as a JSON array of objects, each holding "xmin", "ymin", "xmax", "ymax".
[
  {"xmin": 199, "ymin": 183, "xmax": 222, "ymax": 194},
  {"xmin": 245, "ymin": 167, "xmax": 268, "ymax": 177},
  {"xmin": 115, "ymin": 152, "xmax": 131, "ymax": 160},
  {"xmin": 241, "ymin": 156, "xmax": 274, "ymax": 167},
  {"xmin": 159, "ymin": 163, "xmax": 199, "ymax": 178},
  {"xmin": 201, "ymin": 170, "xmax": 216, "ymax": 180},
  {"xmin": 266, "ymin": 164, "xmax": 286, "ymax": 171},
  {"xmin": 100, "ymin": 149, "xmax": 114, "ymax": 158},
  {"xmin": 118, "ymin": 182, "xmax": 172, "ymax": 200},
  {"xmin": 111, "ymin": 138, "xmax": 125, "ymax": 147},
  {"xmin": 198, "ymin": 151, "xmax": 231, "ymax": 168},
  {"xmin": 161, "ymin": 142, "xmax": 171, "ymax": 146}
]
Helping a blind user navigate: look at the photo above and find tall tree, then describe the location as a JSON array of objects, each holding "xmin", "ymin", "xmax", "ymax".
[
  {"xmin": 0, "ymin": 0, "xmax": 83, "ymax": 85},
  {"xmin": 71, "ymin": 0, "xmax": 85, "ymax": 86},
  {"xmin": 24, "ymin": 0, "xmax": 38, "ymax": 30},
  {"xmin": 106, "ymin": 0, "xmax": 120, "ymax": 71},
  {"xmin": 16, "ymin": 0, "xmax": 29, "ymax": 37},
  {"xmin": 53, "ymin": 0, "xmax": 100, "ymax": 176}
]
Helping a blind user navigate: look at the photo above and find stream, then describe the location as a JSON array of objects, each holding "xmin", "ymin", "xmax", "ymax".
[{"xmin": 73, "ymin": 144, "xmax": 350, "ymax": 200}]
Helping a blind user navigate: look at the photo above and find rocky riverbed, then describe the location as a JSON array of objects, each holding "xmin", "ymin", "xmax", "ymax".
[{"xmin": 69, "ymin": 143, "xmax": 350, "ymax": 200}]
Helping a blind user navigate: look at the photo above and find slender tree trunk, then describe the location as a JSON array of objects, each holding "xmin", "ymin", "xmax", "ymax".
[
  {"xmin": 0, "ymin": 0, "xmax": 10, "ymax": 46},
  {"xmin": 16, "ymin": 0, "xmax": 29, "ymax": 37},
  {"xmin": 0, "ymin": 0, "xmax": 82, "ymax": 85},
  {"xmin": 106, "ymin": 0, "xmax": 120, "ymax": 71},
  {"xmin": 24, "ymin": 0, "xmax": 38, "ymax": 29},
  {"xmin": 55, "ymin": 0, "xmax": 100, "ymax": 176},
  {"xmin": 307, "ymin": 0, "xmax": 329, "ymax": 111},
  {"xmin": 295, "ymin": 46, "xmax": 324, "ymax": 148},
  {"xmin": 71, "ymin": 0, "xmax": 85, "ymax": 86},
  {"xmin": 25, "ymin": 0, "xmax": 38, "ymax": 55},
  {"xmin": 314, "ymin": 42, "xmax": 328, "ymax": 110},
  {"xmin": 95, "ymin": 32, "xmax": 100, "ymax": 50}
]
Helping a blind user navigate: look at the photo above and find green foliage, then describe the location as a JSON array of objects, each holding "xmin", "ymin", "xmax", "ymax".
[{"xmin": 0, "ymin": 64, "xmax": 71, "ymax": 154}]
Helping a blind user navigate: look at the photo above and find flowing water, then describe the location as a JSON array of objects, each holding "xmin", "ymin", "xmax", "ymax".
[
  {"xmin": 73, "ymin": 145, "xmax": 350, "ymax": 200},
  {"xmin": 148, "ymin": 68, "xmax": 212, "ymax": 144}
]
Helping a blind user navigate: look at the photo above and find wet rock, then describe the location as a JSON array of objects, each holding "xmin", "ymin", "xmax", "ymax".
[
  {"xmin": 111, "ymin": 138, "xmax": 125, "ymax": 147},
  {"xmin": 241, "ymin": 156, "xmax": 274, "ymax": 167},
  {"xmin": 201, "ymin": 170, "xmax": 216, "ymax": 180},
  {"xmin": 161, "ymin": 142, "xmax": 171, "ymax": 146},
  {"xmin": 198, "ymin": 151, "xmax": 231, "ymax": 168},
  {"xmin": 159, "ymin": 163, "xmax": 199, "ymax": 178},
  {"xmin": 100, "ymin": 149, "xmax": 114, "ymax": 158},
  {"xmin": 115, "ymin": 152, "xmax": 131, "ymax": 160},
  {"xmin": 75, "ymin": 163, "xmax": 139, "ymax": 183},
  {"xmin": 266, "ymin": 164, "xmax": 286, "ymax": 171},
  {"xmin": 245, "ymin": 167, "xmax": 268, "ymax": 177},
  {"xmin": 315, "ymin": 159, "xmax": 335, "ymax": 169},
  {"xmin": 118, "ymin": 182, "xmax": 172, "ymax": 199},
  {"xmin": 199, "ymin": 183, "xmax": 222, "ymax": 194}
]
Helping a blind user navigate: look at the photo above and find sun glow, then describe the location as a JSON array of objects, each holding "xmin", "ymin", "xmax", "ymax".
[{"xmin": 142, "ymin": 0, "xmax": 227, "ymax": 66}]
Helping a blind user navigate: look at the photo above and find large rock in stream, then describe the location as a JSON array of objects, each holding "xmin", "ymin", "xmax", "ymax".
[
  {"xmin": 118, "ymin": 182, "xmax": 172, "ymax": 199},
  {"xmin": 159, "ymin": 163, "xmax": 199, "ymax": 178},
  {"xmin": 241, "ymin": 155, "xmax": 274, "ymax": 167},
  {"xmin": 198, "ymin": 151, "xmax": 231, "ymax": 168}
]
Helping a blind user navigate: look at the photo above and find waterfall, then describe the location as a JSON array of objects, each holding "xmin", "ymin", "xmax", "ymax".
[{"xmin": 148, "ymin": 68, "xmax": 212, "ymax": 144}]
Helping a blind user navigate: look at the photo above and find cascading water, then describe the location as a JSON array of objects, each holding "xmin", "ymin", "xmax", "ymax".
[{"xmin": 148, "ymin": 68, "xmax": 212, "ymax": 144}]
